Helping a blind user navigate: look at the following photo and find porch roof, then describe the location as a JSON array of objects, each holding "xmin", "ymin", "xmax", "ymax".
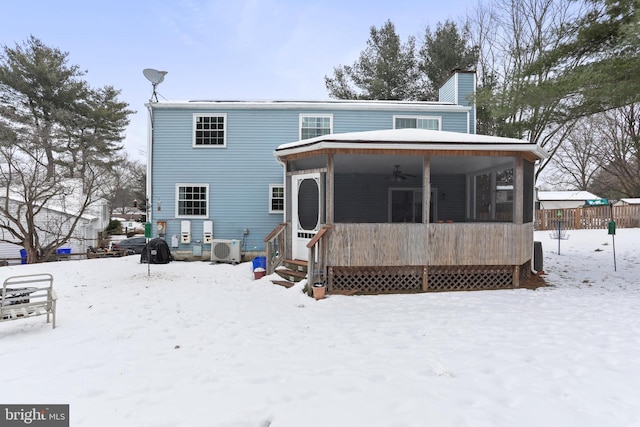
[{"xmin": 275, "ymin": 128, "xmax": 548, "ymax": 159}]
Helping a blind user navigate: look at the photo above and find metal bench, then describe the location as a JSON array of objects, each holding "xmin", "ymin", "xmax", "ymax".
[{"xmin": 1, "ymin": 273, "xmax": 57, "ymax": 329}]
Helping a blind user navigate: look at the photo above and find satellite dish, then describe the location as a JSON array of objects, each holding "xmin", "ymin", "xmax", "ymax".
[
  {"xmin": 143, "ymin": 69, "xmax": 167, "ymax": 84},
  {"xmin": 143, "ymin": 68, "xmax": 168, "ymax": 102}
]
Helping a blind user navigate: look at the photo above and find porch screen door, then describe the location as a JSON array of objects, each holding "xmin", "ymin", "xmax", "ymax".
[{"xmin": 292, "ymin": 173, "xmax": 321, "ymax": 260}]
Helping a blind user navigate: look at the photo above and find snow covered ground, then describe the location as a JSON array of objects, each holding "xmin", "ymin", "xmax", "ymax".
[{"xmin": 1, "ymin": 228, "xmax": 639, "ymax": 427}]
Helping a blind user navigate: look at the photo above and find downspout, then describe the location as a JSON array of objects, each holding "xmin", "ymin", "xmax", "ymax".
[
  {"xmin": 532, "ymin": 184, "xmax": 539, "ymax": 274},
  {"xmin": 145, "ymin": 102, "xmax": 153, "ymax": 224},
  {"xmin": 275, "ymin": 152, "xmax": 288, "ymax": 265},
  {"xmin": 275, "ymin": 155, "xmax": 287, "ymax": 225}
]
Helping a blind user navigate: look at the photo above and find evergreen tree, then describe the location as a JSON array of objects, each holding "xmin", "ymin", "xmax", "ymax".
[
  {"xmin": 0, "ymin": 35, "xmax": 87, "ymax": 180},
  {"xmin": 530, "ymin": 0, "xmax": 640, "ymax": 117},
  {"xmin": 60, "ymin": 85, "xmax": 133, "ymax": 186},
  {"xmin": 325, "ymin": 20, "xmax": 423, "ymax": 100},
  {"xmin": 419, "ymin": 20, "xmax": 479, "ymax": 100},
  {"xmin": 0, "ymin": 36, "xmax": 133, "ymax": 263}
]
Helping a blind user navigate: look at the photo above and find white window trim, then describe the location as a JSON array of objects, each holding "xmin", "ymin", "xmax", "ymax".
[
  {"xmin": 175, "ymin": 183, "xmax": 209, "ymax": 218},
  {"xmin": 193, "ymin": 113, "xmax": 227, "ymax": 148},
  {"xmin": 392, "ymin": 115, "xmax": 441, "ymax": 130},
  {"xmin": 269, "ymin": 184, "xmax": 285, "ymax": 214},
  {"xmin": 299, "ymin": 114, "xmax": 333, "ymax": 140}
]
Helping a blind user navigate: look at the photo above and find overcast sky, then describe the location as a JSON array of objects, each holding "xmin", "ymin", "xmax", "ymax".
[{"xmin": 3, "ymin": 0, "xmax": 474, "ymax": 162}]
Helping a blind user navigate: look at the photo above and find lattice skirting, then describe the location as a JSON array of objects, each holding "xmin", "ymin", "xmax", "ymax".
[
  {"xmin": 329, "ymin": 265, "xmax": 527, "ymax": 294},
  {"xmin": 427, "ymin": 266, "xmax": 513, "ymax": 292},
  {"xmin": 329, "ymin": 266, "xmax": 423, "ymax": 294},
  {"xmin": 520, "ymin": 260, "xmax": 532, "ymax": 280}
]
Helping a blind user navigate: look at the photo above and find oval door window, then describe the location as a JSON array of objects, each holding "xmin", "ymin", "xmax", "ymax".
[{"xmin": 297, "ymin": 178, "xmax": 319, "ymax": 230}]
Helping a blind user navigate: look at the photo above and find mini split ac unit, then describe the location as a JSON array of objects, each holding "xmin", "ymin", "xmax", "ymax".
[{"xmin": 211, "ymin": 239, "xmax": 241, "ymax": 264}]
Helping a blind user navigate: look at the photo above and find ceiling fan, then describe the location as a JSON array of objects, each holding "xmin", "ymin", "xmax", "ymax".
[{"xmin": 385, "ymin": 164, "xmax": 416, "ymax": 181}]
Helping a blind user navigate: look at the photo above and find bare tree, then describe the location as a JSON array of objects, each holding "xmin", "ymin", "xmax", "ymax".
[
  {"xmin": 0, "ymin": 141, "xmax": 100, "ymax": 263},
  {"xmin": 544, "ymin": 116, "xmax": 600, "ymax": 190},
  {"xmin": 590, "ymin": 104, "xmax": 640, "ymax": 198},
  {"xmin": 97, "ymin": 154, "xmax": 146, "ymax": 217},
  {"xmin": 468, "ymin": 0, "xmax": 584, "ymax": 179}
]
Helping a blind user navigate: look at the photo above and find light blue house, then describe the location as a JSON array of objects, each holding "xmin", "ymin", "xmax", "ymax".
[{"xmin": 146, "ymin": 70, "xmax": 477, "ymax": 260}]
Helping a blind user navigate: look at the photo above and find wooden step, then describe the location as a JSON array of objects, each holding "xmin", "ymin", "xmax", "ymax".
[
  {"xmin": 270, "ymin": 280, "xmax": 296, "ymax": 289},
  {"xmin": 275, "ymin": 267, "xmax": 307, "ymax": 282},
  {"xmin": 284, "ymin": 259, "xmax": 308, "ymax": 272}
]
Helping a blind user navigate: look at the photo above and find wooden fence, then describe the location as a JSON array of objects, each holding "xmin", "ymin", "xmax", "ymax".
[{"xmin": 535, "ymin": 205, "xmax": 640, "ymax": 230}]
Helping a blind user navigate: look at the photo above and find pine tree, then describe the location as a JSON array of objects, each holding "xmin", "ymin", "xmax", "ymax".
[
  {"xmin": 419, "ymin": 20, "xmax": 479, "ymax": 100},
  {"xmin": 0, "ymin": 36, "xmax": 133, "ymax": 263},
  {"xmin": 530, "ymin": 0, "xmax": 640, "ymax": 116},
  {"xmin": 325, "ymin": 20, "xmax": 423, "ymax": 100}
]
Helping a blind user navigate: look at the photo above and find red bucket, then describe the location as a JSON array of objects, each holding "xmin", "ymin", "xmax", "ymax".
[{"xmin": 253, "ymin": 268, "xmax": 266, "ymax": 280}]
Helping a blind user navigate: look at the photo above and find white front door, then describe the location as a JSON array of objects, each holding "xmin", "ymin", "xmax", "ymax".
[{"xmin": 292, "ymin": 173, "xmax": 321, "ymax": 260}]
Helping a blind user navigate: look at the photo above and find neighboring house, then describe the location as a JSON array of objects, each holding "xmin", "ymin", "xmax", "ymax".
[
  {"xmin": 271, "ymin": 128, "xmax": 547, "ymax": 293},
  {"xmin": 536, "ymin": 191, "xmax": 604, "ymax": 210},
  {"xmin": 147, "ymin": 70, "xmax": 477, "ymax": 259},
  {"xmin": 0, "ymin": 180, "xmax": 110, "ymax": 264},
  {"xmin": 614, "ymin": 198, "xmax": 640, "ymax": 206},
  {"xmin": 0, "ymin": 238, "xmax": 22, "ymax": 265},
  {"xmin": 111, "ymin": 208, "xmax": 145, "ymax": 222},
  {"xmin": 112, "ymin": 208, "xmax": 146, "ymax": 234}
]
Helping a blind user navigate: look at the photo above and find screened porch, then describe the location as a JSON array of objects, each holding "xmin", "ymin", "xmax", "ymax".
[
  {"xmin": 272, "ymin": 128, "xmax": 546, "ymax": 293},
  {"xmin": 290, "ymin": 152, "xmax": 536, "ymax": 226}
]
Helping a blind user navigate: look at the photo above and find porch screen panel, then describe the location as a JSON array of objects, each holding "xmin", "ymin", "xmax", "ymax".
[
  {"xmin": 475, "ymin": 173, "xmax": 492, "ymax": 220},
  {"xmin": 523, "ymin": 160, "xmax": 534, "ymax": 223},
  {"xmin": 298, "ymin": 178, "xmax": 319, "ymax": 230},
  {"xmin": 495, "ymin": 168, "xmax": 514, "ymax": 222}
]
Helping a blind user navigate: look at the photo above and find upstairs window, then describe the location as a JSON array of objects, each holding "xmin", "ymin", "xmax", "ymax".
[
  {"xmin": 176, "ymin": 184, "xmax": 209, "ymax": 217},
  {"xmin": 194, "ymin": 114, "xmax": 226, "ymax": 147},
  {"xmin": 394, "ymin": 115, "xmax": 440, "ymax": 131},
  {"xmin": 300, "ymin": 115, "xmax": 332, "ymax": 140}
]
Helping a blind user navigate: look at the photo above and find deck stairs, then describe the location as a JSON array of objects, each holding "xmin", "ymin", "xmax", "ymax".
[{"xmin": 272, "ymin": 259, "xmax": 308, "ymax": 289}]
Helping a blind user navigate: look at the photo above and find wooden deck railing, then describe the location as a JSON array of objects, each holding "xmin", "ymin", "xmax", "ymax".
[
  {"xmin": 325, "ymin": 223, "xmax": 533, "ymax": 267},
  {"xmin": 263, "ymin": 223, "xmax": 287, "ymax": 274},
  {"xmin": 307, "ymin": 226, "xmax": 331, "ymax": 288},
  {"xmin": 535, "ymin": 205, "xmax": 640, "ymax": 230}
]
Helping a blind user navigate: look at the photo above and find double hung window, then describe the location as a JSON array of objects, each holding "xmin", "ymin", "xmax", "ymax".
[
  {"xmin": 269, "ymin": 184, "xmax": 284, "ymax": 213},
  {"xmin": 300, "ymin": 115, "xmax": 332, "ymax": 140},
  {"xmin": 194, "ymin": 114, "xmax": 226, "ymax": 147},
  {"xmin": 394, "ymin": 116, "xmax": 440, "ymax": 130},
  {"xmin": 176, "ymin": 184, "xmax": 209, "ymax": 217}
]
